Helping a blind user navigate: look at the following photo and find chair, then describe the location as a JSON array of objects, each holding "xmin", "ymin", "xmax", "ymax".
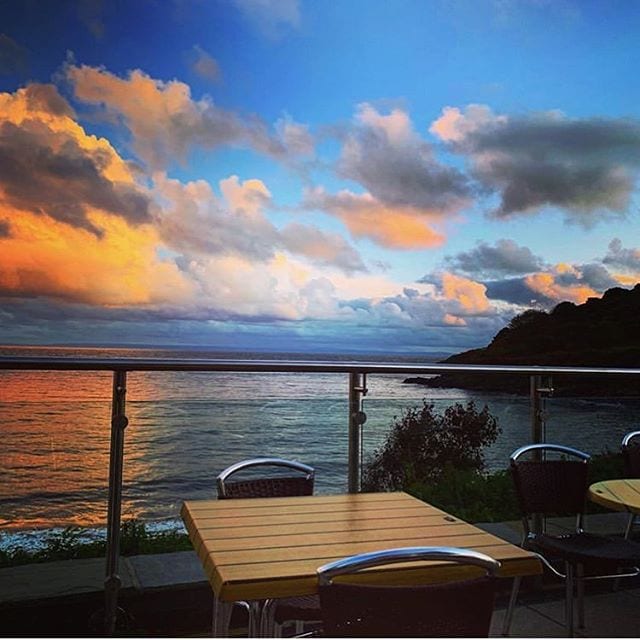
[
  {"xmin": 216, "ymin": 457, "xmax": 320, "ymax": 637},
  {"xmin": 621, "ymin": 430, "xmax": 640, "ymax": 538},
  {"xmin": 502, "ymin": 443, "xmax": 640, "ymax": 637},
  {"xmin": 316, "ymin": 546, "xmax": 500, "ymax": 637}
]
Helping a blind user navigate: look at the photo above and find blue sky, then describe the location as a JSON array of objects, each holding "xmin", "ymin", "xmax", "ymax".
[{"xmin": 1, "ymin": 0, "xmax": 639, "ymax": 354}]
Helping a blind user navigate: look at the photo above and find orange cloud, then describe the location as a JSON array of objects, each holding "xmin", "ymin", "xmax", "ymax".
[
  {"xmin": 0, "ymin": 84, "xmax": 192, "ymax": 306},
  {"xmin": 524, "ymin": 272, "xmax": 597, "ymax": 304},
  {"xmin": 304, "ymin": 189, "xmax": 446, "ymax": 250},
  {"xmin": 440, "ymin": 273, "xmax": 491, "ymax": 313},
  {"xmin": 0, "ymin": 207, "xmax": 194, "ymax": 305}
]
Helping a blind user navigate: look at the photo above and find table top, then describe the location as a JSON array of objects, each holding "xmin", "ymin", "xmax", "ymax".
[
  {"xmin": 589, "ymin": 479, "xmax": 640, "ymax": 515},
  {"xmin": 181, "ymin": 491, "xmax": 542, "ymax": 602}
]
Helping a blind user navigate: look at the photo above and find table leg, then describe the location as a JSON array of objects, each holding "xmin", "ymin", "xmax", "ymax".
[{"xmin": 212, "ymin": 595, "xmax": 233, "ymax": 637}]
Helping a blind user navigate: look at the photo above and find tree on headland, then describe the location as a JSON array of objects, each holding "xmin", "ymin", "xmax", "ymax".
[{"xmin": 409, "ymin": 284, "xmax": 640, "ymax": 395}]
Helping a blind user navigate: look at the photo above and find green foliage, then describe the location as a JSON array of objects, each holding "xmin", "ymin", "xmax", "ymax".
[
  {"xmin": 404, "ymin": 451, "xmax": 627, "ymax": 523},
  {"xmin": 362, "ymin": 400, "xmax": 500, "ymax": 491},
  {"xmin": 408, "ymin": 466, "xmax": 518, "ymax": 523},
  {"xmin": 0, "ymin": 519, "xmax": 193, "ymax": 568}
]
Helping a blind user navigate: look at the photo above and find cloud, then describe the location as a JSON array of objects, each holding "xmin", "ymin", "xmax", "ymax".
[
  {"xmin": 431, "ymin": 104, "xmax": 640, "ymax": 225},
  {"xmin": 0, "ymin": 84, "xmax": 152, "ymax": 235},
  {"xmin": 303, "ymin": 187, "xmax": 446, "ymax": 250},
  {"xmin": 77, "ymin": 0, "xmax": 106, "ymax": 39},
  {"xmin": 340, "ymin": 103, "xmax": 470, "ymax": 213},
  {"xmin": 0, "ymin": 206, "xmax": 195, "ymax": 306},
  {"xmin": 603, "ymin": 238, "xmax": 640, "ymax": 272},
  {"xmin": 280, "ymin": 223, "xmax": 366, "ymax": 273},
  {"xmin": 190, "ymin": 45, "xmax": 221, "ymax": 83},
  {"xmin": 153, "ymin": 173, "xmax": 279, "ymax": 260},
  {"xmin": 481, "ymin": 262, "xmax": 616, "ymax": 307},
  {"xmin": 445, "ymin": 239, "xmax": 544, "ymax": 277},
  {"xmin": 233, "ymin": 0, "xmax": 301, "ymax": 39},
  {"xmin": 0, "ymin": 34, "xmax": 28, "ymax": 75},
  {"xmin": 65, "ymin": 64, "xmax": 313, "ymax": 169}
]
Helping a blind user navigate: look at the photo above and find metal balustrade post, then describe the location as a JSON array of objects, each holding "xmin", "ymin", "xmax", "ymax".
[
  {"xmin": 348, "ymin": 372, "xmax": 367, "ymax": 493},
  {"xmin": 530, "ymin": 374, "xmax": 553, "ymax": 536},
  {"xmin": 104, "ymin": 369, "xmax": 128, "ymax": 635}
]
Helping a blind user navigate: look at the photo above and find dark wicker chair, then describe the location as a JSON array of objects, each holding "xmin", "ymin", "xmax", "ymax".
[
  {"xmin": 503, "ymin": 443, "xmax": 640, "ymax": 637},
  {"xmin": 216, "ymin": 458, "xmax": 319, "ymax": 637},
  {"xmin": 316, "ymin": 546, "xmax": 500, "ymax": 637},
  {"xmin": 621, "ymin": 430, "xmax": 640, "ymax": 538}
]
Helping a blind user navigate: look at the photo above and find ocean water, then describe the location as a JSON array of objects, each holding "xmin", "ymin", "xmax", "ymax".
[{"xmin": 1, "ymin": 345, "xmax": 638, "ymax": 544}]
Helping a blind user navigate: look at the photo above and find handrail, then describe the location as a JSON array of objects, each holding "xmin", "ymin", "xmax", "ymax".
[
  {"xmin": 2, "ymin": 354, "xmax": 639, "ymax": 634},
  {"xmin": 2, "ymin": 355, "xmax": 640, "ymax": 375}
]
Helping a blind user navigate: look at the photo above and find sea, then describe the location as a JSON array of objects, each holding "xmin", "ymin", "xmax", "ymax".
[{"xmin": 1, "ymin": 344, "xmax": 639, "ymax": 550}]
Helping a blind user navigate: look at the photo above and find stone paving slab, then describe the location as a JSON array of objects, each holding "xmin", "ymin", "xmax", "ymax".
[
  {"xmin": 126, "ymin": 550, "xmax": 207, "ymax": 590},
  {"xmin": 0, "ymin": 557, "xmax": 133, "ymax": 603}
]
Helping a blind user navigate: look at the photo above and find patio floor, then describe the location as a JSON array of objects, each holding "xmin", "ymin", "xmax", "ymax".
[{"xmin": 2, "ymin": 511, "xmax": 639, "ymax": 637}]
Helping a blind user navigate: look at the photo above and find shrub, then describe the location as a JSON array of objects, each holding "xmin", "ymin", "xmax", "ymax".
[{"xmin": 362, "ymin": 400, "xmax": 500, "ymax": 492}]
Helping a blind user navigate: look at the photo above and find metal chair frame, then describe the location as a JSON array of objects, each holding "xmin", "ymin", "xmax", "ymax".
[
  {"xmin": 502, "ymin": 443, "xmax": 640, "ymax": 637},
  {"xmin": 216, "ymin": 457, "xmax": 315, "ymax": 498},
  {"xmin": 216, "ymin": 457, "xmax": 317, "ymax": 637},
  {"xmin": 621, "ymin": 431, "xmax": 640, "ymax": 539},
  {"xmin": 316, "ymin": 546, "xmax": 500, "ymax": 637}
]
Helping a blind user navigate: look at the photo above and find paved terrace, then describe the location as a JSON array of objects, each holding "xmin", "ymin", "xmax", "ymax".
[{"xmin": 2, "ymin": 512, "xmax": 640, "ymax": 637}]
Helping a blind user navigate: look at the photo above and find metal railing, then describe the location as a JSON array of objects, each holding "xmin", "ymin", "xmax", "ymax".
[{"xmin": 1, "ymin": 355, "xmax": 639, "ymax": 634}]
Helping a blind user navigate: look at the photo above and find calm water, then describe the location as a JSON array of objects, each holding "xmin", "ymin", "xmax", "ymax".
[{"xmin": 1, "ymin": 345, "xmax": 638, "ymax": 540}]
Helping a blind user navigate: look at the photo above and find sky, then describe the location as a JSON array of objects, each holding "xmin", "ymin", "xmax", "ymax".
[{"xmin": 1, "ymin": 0, "xmax": 640, "ymax": 354}]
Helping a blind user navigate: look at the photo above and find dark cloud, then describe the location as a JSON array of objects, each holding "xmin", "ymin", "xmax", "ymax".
[
  {"xmin": 483, "ymin": 277, "xmax": 553, "ymax": 306},
  {"xmin": 339, "ymin": 104, "xmax": 470, "ymax": 213},
  {"xmin": 0, "ymin": 219, "xmax": 11, "ymax": 237},
  {"xmin": 442, "ymin": 108, "xmax": 640, "ymax": 224},
  {"xmin": 445, "ymin": 239, "xmax": 544, "ymax": 277},
  {"xmin": 559, "ymin": 263, "xmax": 618, "ymax": 291},
  {"xmin": 25, "ymin": 83, "xmax": 75, "ymax": 117},
  {"xmin": 0, "ymin": 120, "xmax": 152, "ymax": 235},
  {"xmin": 0, "ymin": 33, "xmax": 28, "ymax": 75},
  {"xmin": 603, "ymin": 238, "xmax": 640, "ymax": 271}
]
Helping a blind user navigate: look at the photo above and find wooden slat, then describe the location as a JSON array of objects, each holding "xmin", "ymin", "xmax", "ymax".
[
  {"xmin": 181, "ymin": 491, "xmax": 542, "ymax": 602},
  {"xmin": 589, "ymin": 479, "xmax": 640, "ymax": 514},
  {"xmin": 191, "ymin": 513, "xmax": 458, "ymax": 540},
  {"xmin": 192, "ymin": 522, "xmax": 475, "ymax": 552}
]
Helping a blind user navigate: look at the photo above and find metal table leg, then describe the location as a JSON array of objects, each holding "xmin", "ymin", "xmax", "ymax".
[{"xmin": 212, "ymin": 595, "xmax": 234, "ymax": 637}]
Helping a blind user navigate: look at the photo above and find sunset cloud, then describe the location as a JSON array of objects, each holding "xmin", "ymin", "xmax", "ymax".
[
  {"xmin": 0, "ymin": 84, "xmax": 151, "ymax": 236},
  {"xmin": 65, "ymin": 64, "xmax": 313, "ymax": 169},
  {"xmin": 431, "ymin": 104, "xmax": 640, "ymax": 225},
  {"xmin": 0, "ymin": 207, "xmax": 194, "ymax": 306},
  {"xmin": 303, "ymin": 188, "xmax": 446, "ymax": 250}
]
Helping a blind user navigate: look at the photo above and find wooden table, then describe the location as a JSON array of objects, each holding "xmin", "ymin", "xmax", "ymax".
[
  {"xmin": 589, "ymin": 479, "xmax": 640, "ymax": 538},
  {"xmin": 181, "ymin": 491, "xmax": 542, "ymax": 636}
]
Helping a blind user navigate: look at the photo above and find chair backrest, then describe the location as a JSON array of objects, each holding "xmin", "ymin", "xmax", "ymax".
[
  {"xmin": 510, "ymin": 444, "xmax": 590, "ymax": 531},
  {"xmin": 216, "ymin": 457, "xmax": 315, "ymax": 499},
  {"xmin": 316, "ymin": 546, "xmax": 500, "ymax": 638},
  {"xmin": 622, "ymin": 431, "xmax": 640, "ymax": 478}
]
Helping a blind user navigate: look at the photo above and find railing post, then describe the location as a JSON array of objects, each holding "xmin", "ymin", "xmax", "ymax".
[
  {"xmin": 104, "ymin": 370, "xmax": 128, "ymax": 635},
  {"xmin": 348, "ymin": 372, "xmax": 367, "ymax": 493},
  {"xmin": 530, "ymin": 374, "xmax": 553, "ymax": 536}
]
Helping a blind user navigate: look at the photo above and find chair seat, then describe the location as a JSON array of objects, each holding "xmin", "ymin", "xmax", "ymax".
[
  {"xmin": 273, "ymin": 594, "xmax": 321, "ymax": 624},
  {"xmin": 532, "ymin": 532, "xmax": 640, "ymax": 567}
]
